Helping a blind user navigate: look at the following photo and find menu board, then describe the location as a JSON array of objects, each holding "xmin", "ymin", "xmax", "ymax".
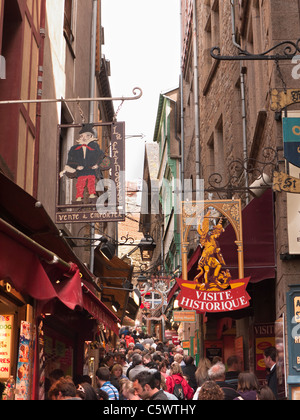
[{"xmin": 0, "ymin": 315, "xmax": 13, "ymax": 379}]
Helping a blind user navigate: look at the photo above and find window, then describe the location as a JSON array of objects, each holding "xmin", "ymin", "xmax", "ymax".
[
  {"xmin": 215, "ymin": 116, "xmax": 225, "ymax": 179},
  {"xmin": 64, "ymin": 0, "xmax": 74, "ymax": 43},
  {"xmin": 207, "ymin": 116, "xmax": 225, "ymax": 183},
  {"xmin": 59, "ymin": 104, "xmax": 75, "ymax": 205},
  {"xmin": 207, "ymin": 133, "xmax": 215, "ymax": 175},
  {"xmin": 0, "ymin": 55, "xmax": 5, "ymax": 79},
  {"xmin": 203, "ymin": 0, "xmax": 220, "ymax": 81}
]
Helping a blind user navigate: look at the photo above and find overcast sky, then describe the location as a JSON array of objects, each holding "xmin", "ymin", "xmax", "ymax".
[{"xmin": 102, "ymin": 0, "xmax": 181, "ymax": 180}]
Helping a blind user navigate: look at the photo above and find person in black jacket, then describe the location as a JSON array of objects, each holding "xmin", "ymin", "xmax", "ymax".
[
  {"xmin": 264, "ymin": 346, "xmax": 278, "ymax": 399},
  {"xmin": 182, "ymin": 356, "xmax": 197, "ymax": 391},
  {"xmin": 225, "ymin": 355, "xmax": 241, "ymax": 390}
]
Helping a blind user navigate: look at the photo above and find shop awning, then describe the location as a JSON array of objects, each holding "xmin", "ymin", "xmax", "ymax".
[
  {"xmin": 0, "ymin": 217, "xmax": 83, "ymax": 310},
  {"xmin": 93, "ymin": 246, "xmax": 134, "ymax": 323},
  {"xmin": 82, "ymin": 285, "xmax": 120, "ymax": 335}
]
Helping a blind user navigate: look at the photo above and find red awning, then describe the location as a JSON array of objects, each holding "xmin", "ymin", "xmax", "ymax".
[
  {"xmin": 0, "ymin": 228, "xmax": 83, "ymax": 310},
  {"xmin": 0, "ymin": 172, "xmax": 97, "ymax": 287},
  {"xmin": 93, "ymin": 247, "xmax": 133, "ymax": 323},
  {"xmin": 220, "ymin": 189, "xmax": 276, "ymax": 283},
  {"xmin": 82, "ymin": 285, "xmax": 120, "ymax": 335}
]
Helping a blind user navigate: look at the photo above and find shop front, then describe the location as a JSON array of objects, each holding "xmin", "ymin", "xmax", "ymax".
[
  {"xmin": 0, "ymin": 172, "xmax": 121, "ymax": 399},
  {"xmin": 0, "ymin": 284, "xmax": 35, "ymax": 400},
  {"xmin": 0, "ymin": 220, "xmax": 121, "ymax": 399}
]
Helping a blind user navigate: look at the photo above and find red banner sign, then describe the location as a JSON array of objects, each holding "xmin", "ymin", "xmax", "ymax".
[{"xmin": 176, "ymin": 278, "xmax": 251, "ymax": 313}]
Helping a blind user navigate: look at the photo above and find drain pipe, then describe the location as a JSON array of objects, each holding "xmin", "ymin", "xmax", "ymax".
[
  {"xmin": 230, "ymin": 0, "xmax": 249, "ymax": 204},
  {"xmin": 180, "ymin": 1, "xmax": 185, "ymax": 190},
  {"xmin": 89, "ymin": 0, "xmax": 98, "ymax": 124},
  {"xmin": 179, "ymin": 0, "xmax": 185, "ymax": 273},
  {"xmin": 89, "ymin": 0, "xmax": 98, "ymax": 273},
  {"xmin": 193, "ymin": 0, "xmax": 201, "ymax": 180}
]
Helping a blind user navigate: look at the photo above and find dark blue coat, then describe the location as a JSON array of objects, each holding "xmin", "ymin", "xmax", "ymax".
[{"xmin": 67, "ymin": 141, "xmax": 105, "ymax": 178}]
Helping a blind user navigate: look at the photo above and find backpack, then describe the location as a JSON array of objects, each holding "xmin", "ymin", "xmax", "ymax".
[{"xmin": 173, "ymin": 381, "xmax": 185, "ymax": 400}]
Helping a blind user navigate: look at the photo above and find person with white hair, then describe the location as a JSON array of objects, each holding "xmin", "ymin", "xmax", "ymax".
[{"xmin": 207, "ymin": 362, "xmax": 239, "ymax": 400}]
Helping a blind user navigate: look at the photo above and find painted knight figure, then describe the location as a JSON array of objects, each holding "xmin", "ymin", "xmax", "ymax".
[{"xmin": 194, "ymin": 211, "xmax": 231, "ymax": 291}]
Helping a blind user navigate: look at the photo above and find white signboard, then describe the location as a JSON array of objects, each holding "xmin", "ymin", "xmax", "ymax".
[
  {"xmin": 286, "ymin": 111, "xmax": 300, "ymax": 254},
  {"xmin": 287, "ymin": 163, "xmax": 300, "ymax": 254}
]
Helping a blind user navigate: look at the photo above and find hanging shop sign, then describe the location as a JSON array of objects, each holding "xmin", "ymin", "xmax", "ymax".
[
  {"xmin": 176, "ymin": 277, "xmax": 250, "ymax": 313},
  {"xmin": 178, "ymin": 199, "xmax": 250, "ymax": 313},
  {"xmin": 0, "ymin": 315, "xmax": 13, "ymax": 379},
  {"xmin": 173, "ymin": 310, "xmax": 196, "ymax": 323},
  {"xmin": 165, "ymin": 330, "xmax": 179, "ymax": 341},
  {"xmin": 56, "ymin": 122, "xmax": 125, "ymax": 224},
  {"xmin": 142, "ymin": 289, "xmax": 164, "ymax": 312},
  {"xmin": 273, "ymin": 171, "xmax": 300, "ymax": 193},
  {"xmin": 282, "ymin": 117, "xmax": 300, "ymax": 168},
  {"xmin": 271, "ymin": 89, "xmax": 300, "ymax": 113}
]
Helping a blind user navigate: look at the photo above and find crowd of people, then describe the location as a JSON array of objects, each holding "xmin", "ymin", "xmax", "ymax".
[{"xmin": 47, "ymin": 330, "xmax": 278, "ymax": 401}]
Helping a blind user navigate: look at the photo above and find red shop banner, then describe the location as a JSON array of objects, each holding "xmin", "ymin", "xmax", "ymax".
[{"xmin": 176, "ymin": 277, "xmax": 251, "ymax": 313}]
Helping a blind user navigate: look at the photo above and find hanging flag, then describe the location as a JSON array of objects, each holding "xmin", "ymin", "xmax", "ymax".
[{"xmin": 283, "ymin": 117, "xmax": 300, "ymax": 168}]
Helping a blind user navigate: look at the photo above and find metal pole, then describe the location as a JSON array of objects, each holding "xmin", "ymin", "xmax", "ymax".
[
  {"xmin": 0, "ymin": 217, "xmax": 73, "ymax": 273},
  {"xmin": 231, "ymin": 0, "xmax": 249, "ymax": 203},
  {"xmin": 180, "ymin": 0, "xmax": 185, "ymax": 188},
  {"xmin": 193, "ymin": 0, "xmax": 201, "ymax": 180},
  {"xmin": 89, "ymin": 0, "xmax": 98, "ymax": 274},
  {"xmin": 0, "ymin": 88, "xmax": 143, "ymax": 105}
]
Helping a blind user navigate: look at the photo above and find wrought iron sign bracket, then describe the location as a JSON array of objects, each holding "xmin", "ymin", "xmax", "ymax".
[
  {"xmin": 210, "ymin": 39, "xmax": 300, "ymax": 61},
  {"xmin": 0, "ymin": 87, "xmax": 143, "ymax": 105},
  {"xmin": 206, "ymin": 147, "xmax": 282, "ymax": 200}
]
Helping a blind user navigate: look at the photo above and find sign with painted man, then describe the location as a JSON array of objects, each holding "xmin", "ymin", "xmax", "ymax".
[
  {"xmin": 60, "ymin": 123, "xmax": 106, "ymax": 202},
  {"xmin": 56, "ymin": 122, "xmax": 125, "ymax": 223}
]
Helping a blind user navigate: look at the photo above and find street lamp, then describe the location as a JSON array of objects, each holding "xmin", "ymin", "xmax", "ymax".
[
  {"xmin": 99, "ymin": 237, "xmax": 116, "ymax": 260},
  {"xmin": 98, "ymin": 234, "xmax": 156, "ymax": 262},
  {"xmin": 139, "ymin": 234, "xmax": 156, "ymax": 262}
]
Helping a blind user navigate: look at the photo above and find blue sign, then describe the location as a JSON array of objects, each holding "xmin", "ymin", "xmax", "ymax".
[{"xmin": 283, "ymin": 118, "xmax": 300, "ymax": 168}]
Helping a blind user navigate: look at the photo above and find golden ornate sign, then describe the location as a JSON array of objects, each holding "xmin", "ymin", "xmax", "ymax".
[
  {"xmin": 178, "ymin": 200, "xmax": 250, "ymax": 313},
  {"xmin": 180, "ymin": 199, "xmax": 244, "ymax": 281}
]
